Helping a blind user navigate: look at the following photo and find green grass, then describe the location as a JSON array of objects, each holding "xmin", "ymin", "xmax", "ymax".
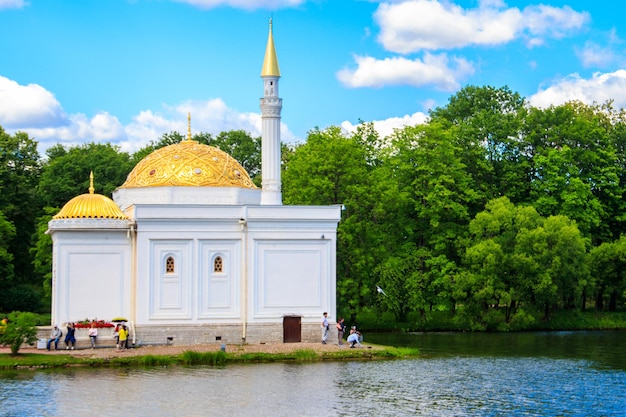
[
  {"xmin": 0, "ymin": 344, "xmax": 419, "ymax": 370},
  {"xmin": 294, "ymin": 348, "xmax": 318, "ymax": 361},
  {"xmin": 0, "ymin": 352, "xmax": 96, "ymax": 369},
  {"xmin": 181, "ymin": 350, "xmax": 227, "ymax": 366},
  {"xmin": 138, "ymin": 354, "xmax": 175, "ymax": 367}
]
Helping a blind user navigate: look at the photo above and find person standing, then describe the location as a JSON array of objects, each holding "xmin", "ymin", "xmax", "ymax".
[
  {"xmin": 47, "ymin": 325, "xmax": 62, "ymax": 351},
  {"xmin": 88, "ymin": 323, "xmax": 98, "ymax": 349},
  {"xmin": 336, "ymin": 318, "xmax": 346, "ymax": 346},
  {"xmin": 321, "ymin": 312, "xmax": 329, "ymax": 344},
  {"xmin": 117, "ymin": 325, "xmax": 128, "ymax": 351},
  {"xmin": 114, "ymin": 323, "xmax": 121, "ymax": 349}
]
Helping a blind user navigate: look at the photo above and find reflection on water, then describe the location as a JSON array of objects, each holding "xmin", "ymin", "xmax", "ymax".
[
  {"xmin": 1, "ymin": 331, "xmax": 625, "ymax": 416},
  {"xmin": 367, "ymin": 330, "xmax": 626, "ymax": 370}
]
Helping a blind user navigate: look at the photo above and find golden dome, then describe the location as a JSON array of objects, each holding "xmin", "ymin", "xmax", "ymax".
[
  {"xmin": 120, "ymin": 139, "xmax": 257, "ymax": 189},
  {"xmin": 54, "ymin": 173, "xmax": 128, "ymax": 220}
]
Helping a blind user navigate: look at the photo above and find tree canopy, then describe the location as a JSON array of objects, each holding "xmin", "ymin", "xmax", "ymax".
[{"xmin": 2, "ymin": 85, "xmax": 626, "ymax": 331}]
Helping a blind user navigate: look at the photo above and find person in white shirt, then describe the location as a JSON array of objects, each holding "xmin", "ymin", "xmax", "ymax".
[
  {"xmin": 88, "ymin": 323, "xmax": 98, "ymax": 349},
  {"xmin": 321, "ymin": 312, "xmax": 329, "ymax": 344}
]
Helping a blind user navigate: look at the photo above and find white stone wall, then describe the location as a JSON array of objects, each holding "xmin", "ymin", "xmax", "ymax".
[{"xmin": 48, "ymin": 222, "xmax": 131, "ymax": 327}]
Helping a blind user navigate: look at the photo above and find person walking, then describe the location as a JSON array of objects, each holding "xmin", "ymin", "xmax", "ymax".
[{"xmin": 321, "ymin": 312, "xmax": 329, "ymax": 344}]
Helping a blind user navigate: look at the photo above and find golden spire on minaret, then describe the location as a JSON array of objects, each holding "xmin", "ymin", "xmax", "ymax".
[
  {"xmin": 261, "ymin": 18, "xmax": 280, "ymax": 77},
  {"xmin": 88, "ymin": 171, "xmax": 95, "ymax": 194},
  {"xmin": 186, "ymin": 112, "xmax": 192, "ymax": 141}
]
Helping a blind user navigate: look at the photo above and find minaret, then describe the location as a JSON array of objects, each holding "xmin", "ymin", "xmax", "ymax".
[{"xmin": 260, "ymin": 18, "xmax": 283, "ymax": 205}]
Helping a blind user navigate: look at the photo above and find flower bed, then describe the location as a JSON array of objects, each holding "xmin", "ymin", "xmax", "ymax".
[{"xmin": 73, "ymin": 320, "xmax": 115, "ymax": 329}]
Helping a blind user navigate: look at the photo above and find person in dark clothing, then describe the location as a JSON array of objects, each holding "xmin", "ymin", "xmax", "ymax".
[{"xmin": 64, "ymin": 322, "xmax": 76, "ymax": 350}]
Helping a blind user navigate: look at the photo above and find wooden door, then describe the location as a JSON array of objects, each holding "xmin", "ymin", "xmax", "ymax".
[{"xmin": 283, "ymin": 316, "xmax": 301, "ymax": 343}]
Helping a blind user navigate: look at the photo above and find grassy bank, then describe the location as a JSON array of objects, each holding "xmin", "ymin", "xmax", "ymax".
[{"xmin": 0, "ymin": 345, "xmax": 420, "ymax": 370}]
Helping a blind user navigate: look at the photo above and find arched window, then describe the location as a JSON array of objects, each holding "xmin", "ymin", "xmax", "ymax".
[
  {"xmin": 214, "ymin": 256, "xmax": 223, "ymax": 273},
  {"xmin": 165, "ymin": 256, "xmax": 175, "ymax": 274}
]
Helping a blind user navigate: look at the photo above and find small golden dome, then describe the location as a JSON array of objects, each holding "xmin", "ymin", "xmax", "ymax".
[
  {"xmin": 120, "ymin": 139, "xmax": 256, "ymax": 189},
  {"xmin": 54, "ymin": 172, "xmax": 128, "ymax": 220}
]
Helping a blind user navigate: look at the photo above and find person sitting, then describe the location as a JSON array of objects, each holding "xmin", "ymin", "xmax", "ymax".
[
  {"xmin": 347, "ymin": 329, "xmax": 363, "ymax": 348},
  {"xmin": 64, "ymin": 322, "xmax": 76, "ymax": 350},
  {"xmin": 47, "ymin": 325, "xmax": 62, "ymax": 351}
]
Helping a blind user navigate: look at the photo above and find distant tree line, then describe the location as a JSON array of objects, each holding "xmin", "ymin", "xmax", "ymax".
[{"xmin": 1, "ymin": 85, "xmax": 626, "ymax": 331}]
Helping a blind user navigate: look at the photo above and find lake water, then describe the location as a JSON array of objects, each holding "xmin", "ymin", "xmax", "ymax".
[{"xmin": 1, "ymin": 331, "xmax": 625, "ymax": 416}]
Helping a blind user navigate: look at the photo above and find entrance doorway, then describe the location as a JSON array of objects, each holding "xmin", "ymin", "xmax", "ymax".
[{"xmin": 283, "ymin": 316, "xmax": 301, "ymax": 343}]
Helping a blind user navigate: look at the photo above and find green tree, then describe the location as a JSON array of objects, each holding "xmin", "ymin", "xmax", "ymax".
[
  {"xmin": 430, "ymin": 85, "xmax": 530, "ymax": 207},
  {"xmin": 0, "ymin": 128, "xmax": 41, "ymax": 290},
  {"xmin": 460, "ymin": 197, "xmax": 542, "ymax": 328},
  {"xmin": 0, "ymin": 311, "xmax": 39, "ymax": 355},
  {"xmin": 526, "ymin": 102, "xmax": 623, "ymax": 243},
  {"xmin": 130, "ymin": 131, "xmax": 189, "ymax": 165},
  {"xmin": 38, "ymin": 142, "xmax": 133, "ymax": 209},
  {"xmin": 377, "ymin": 122, "xmax": 481, "ymax": 319},
  {"xmin": 516, "ymin": 215, "xmax": 587, "ymax": 319},
  {"xmin": 588, "ymin": 235, "xmax": 626, "ymax": 311},
  {"xmin": 283, "ymin": 126, "xmax": 381, "ymax": 324},
  {"xmin": 31, "ymin": 208, "xmax": 56, "ymax": 301},
  {"xmin": 0, "ymin": 210, "xmax": 16, "ymax": 300}
]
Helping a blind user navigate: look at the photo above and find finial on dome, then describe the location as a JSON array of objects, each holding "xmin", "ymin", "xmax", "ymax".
[
  {"xmin": 89, "ymin": 171, "xmax": 95, "ymax": 194},
  {"xmin": 187, "ymin": 113, "xmax": 192, "ymax": 141}
]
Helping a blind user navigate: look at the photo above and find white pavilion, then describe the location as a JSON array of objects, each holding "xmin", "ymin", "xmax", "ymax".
[{"xmin": 47, "ymin": 21, "xmax": 341, "ymax": 345}]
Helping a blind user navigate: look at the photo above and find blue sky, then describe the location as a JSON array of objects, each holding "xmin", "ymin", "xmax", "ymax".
[{"xmin": 2, "ymin": 0, "xmax": 626, "ymax": 155}]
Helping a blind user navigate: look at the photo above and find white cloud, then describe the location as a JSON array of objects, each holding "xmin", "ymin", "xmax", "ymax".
[
  {"xmin": 374, "ymin": 0, "xmax": 589, "ymax": 53},
  {"xmin": 341, "ymin": 111, "xmax": 428, "ymax": 139},
  {"xmin": 23, "ymin": 112, "xmax": 126, "ymax": 152},
  {"xmin": 122, "ymin": 99, "xmax": 266, "ymax": 152},
  {"xmin": 522, "ymin": 5, "xmax": 588, "ymax": 39},
  {"xmin": 171, "ymin": 0, "xmax": 305, "ymax": 10},
  {"xmin": 529, "ymin": 70, "xmax": 626, "ymax": 109},
  {"xmin": 576, "ymin": 41, "xmax": 616, "ymax": 68},
  {"xmin": 1, "ymin": 77, "xmax": 298, "ymax": 155},
  {"xmin": 0, "ymin": 0, "xmax": 27, "ymax": 9},
  {"xmin": 337, "ymin": 53, "xmax": 474, "ymax": 91},
  {"xmin": 0, "ymin": 76, "xmax": 66, "ymax": 128}
]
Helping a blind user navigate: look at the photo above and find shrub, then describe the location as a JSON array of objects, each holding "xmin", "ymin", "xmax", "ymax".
[{"xmin": 1, "ymin": 311, "xmax": 39, "ymax": 355}]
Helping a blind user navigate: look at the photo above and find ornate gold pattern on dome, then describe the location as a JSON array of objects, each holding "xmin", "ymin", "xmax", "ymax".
[
  {"xmin": 54, "ymin": 172, "xmax": 128, "ymax": 219},
  {"xmin": 261, "ymin": 18, "xmax": 280, "ymax": 77},
  {"xmin": 120, "ymin": 140, "xmax": 257, "ymax": 189}
]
